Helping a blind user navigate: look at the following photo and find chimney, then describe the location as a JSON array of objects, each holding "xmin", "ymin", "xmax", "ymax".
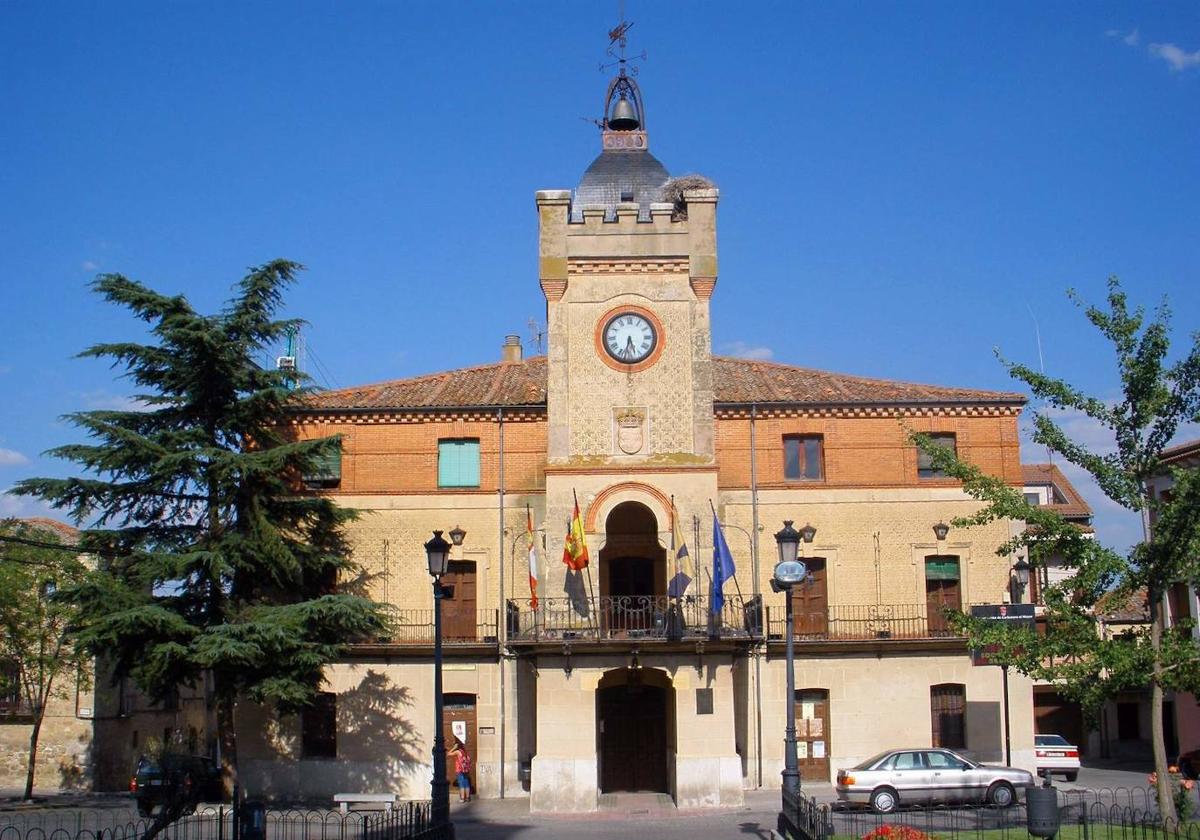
[{"xmin": 502, "ymin": 334, "xmax": 523, "ymax": 363}]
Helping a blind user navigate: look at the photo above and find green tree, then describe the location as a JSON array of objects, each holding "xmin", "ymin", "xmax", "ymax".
[
  {"xmin": 0, "ymin": 520, "xmax": 91, "ymax": 801},
  {"xmin": 912, "ymin": 277, "xmax": 1200, "ymax": 822},
  {"xmin": 14, "ymin": 261, "xmax": 387, "ymax": 791}
]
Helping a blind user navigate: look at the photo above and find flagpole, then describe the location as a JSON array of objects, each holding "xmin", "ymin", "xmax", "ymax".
[
  {"xmin": 670, "ymin": 496, "xmax": 681, "ymax": 639},
  {"xmin": 575, "ymin": 488, "xmax": 601, "ymax": 638}
]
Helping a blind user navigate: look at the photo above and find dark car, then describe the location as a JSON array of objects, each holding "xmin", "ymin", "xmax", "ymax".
[{"xmin": 130, "ymin": 754, "xmax": 224, "ymax": 816}]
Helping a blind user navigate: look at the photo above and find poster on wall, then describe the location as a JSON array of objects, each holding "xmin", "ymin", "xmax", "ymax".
[
  {"xmin": 452, "ymin": 720, "xmax": 467, "ymax": 743},
  {"xmin": 797, "ymin": 741, "xmax": 808, "ymax": 759},
  {"xmin": 813, "ymin": 741, "xmax": 826, "ymax": 759},
  {"xmin": 809, "ymin": 718, "xmax": 823, "ymax": 737}
]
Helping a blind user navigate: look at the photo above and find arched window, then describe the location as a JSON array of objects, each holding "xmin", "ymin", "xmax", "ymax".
[{"xmin": 930, "ymin": 683, "xmax": 966, "ymax": 749}]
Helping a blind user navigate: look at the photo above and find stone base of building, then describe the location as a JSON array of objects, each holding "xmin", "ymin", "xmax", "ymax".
[{"xmin": 529, "ymin": 757, "xmax": 599, "ymax": 812}]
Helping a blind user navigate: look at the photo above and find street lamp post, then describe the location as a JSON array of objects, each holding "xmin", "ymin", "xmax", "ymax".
[
  {"xmin": 425, "ymin": 530, "xmax": 452, "ymax": 828},
  {"xmin": 771, "ymin": 520, "xmax": 812, "ymax": 804}
]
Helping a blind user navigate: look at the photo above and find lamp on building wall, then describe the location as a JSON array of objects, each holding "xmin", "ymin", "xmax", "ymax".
[
  {"xmin": 1011, "ymin": 556, "xmax": 1031, "ymax": 604},
  {"xmin": 449, "ymin": 525, "xmax": 467, "ymax": 547},
  {"xmin": 424, "ymin": 530, "xmax": 453, "ymax": 828},
  {"xmin": 772, "ymin": 521, "xmax": 810, "ymax": 804},
  {"xmin": 933, "ymin": 522, "xmax": 950, "ymax": 542}
]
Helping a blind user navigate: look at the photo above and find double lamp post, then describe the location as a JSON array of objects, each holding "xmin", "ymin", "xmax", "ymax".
[
  {"xmin": 424, "ymin": 526, "xmax": 465, "ymax": 830},
  {"xmin": 771, "ymin": 519, "xmax": 816, "ymax": 804}
]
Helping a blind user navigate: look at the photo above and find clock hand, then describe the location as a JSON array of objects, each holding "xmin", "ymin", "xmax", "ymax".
[{"xmin": 624, "ymin": 336, "xmax": 635, "ymax": 359}]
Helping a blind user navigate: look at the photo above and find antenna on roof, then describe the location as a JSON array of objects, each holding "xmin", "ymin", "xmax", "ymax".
[
  {"xmin": 527, "ymin": 318, "xmax": 546, "ymax": 355},
  {"xmin": 277, "ymin": 326, "xmax": 299, "ymax": 390},
  {"xmin": 1025, "ymin": 304, "xmax": 1053, "ymax": 465}
]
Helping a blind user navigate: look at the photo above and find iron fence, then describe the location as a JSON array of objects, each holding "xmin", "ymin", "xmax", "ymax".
[
  {"xmin": 779, "ymin": 786, "xmax": 1200, "ymax": 840},
  {"xmin": 0, "ymin": 803, "xmax": 445, "ymax": 840},
  {"xmin": 764, "ymin": 603, "xmax": 985, "ymax": 642}
]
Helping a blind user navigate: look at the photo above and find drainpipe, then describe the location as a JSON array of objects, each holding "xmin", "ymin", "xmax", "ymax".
[
  {"xmin": 750, "ymin": 403, "xmax": 763, "ymax": 789},
  {"xmin": 497, "ymin": 407, "xmax": 506, "ymax": 798}
]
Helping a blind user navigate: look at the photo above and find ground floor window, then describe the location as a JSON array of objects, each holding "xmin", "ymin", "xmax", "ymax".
[
  {"xmin": 931, "ymin": 683, "xmax": 966, "ymax": 749},
  {"xmin": 302, "ymin": 692, "xmax": 337, "ymax": 758}
]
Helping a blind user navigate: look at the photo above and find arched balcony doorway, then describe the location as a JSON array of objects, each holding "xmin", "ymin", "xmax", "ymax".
[{"xmin": 598, "ymin": 501, "xmax": 666, "ymax": 635}]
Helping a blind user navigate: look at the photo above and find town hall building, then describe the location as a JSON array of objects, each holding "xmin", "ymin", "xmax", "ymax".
[{"xmin": 101, "ymin": 46, "xmax": 1038, "ymax": 811}]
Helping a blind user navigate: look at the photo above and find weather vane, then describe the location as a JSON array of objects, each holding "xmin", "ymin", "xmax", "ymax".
[{"xmin": 598, "ymin": 1, "xmax": 646, "ymax": 78}]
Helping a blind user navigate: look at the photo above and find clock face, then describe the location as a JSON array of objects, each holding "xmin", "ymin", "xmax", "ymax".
[{"xmin": 603, "ymin": 312, "xmax": 657, "ymax": 364}]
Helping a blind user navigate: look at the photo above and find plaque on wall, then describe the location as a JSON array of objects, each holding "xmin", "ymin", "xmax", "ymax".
[
  {"xmin": 696, "ymin": 688, "xmax": 714, "ymax": 715},
  {"xmin": 614, "ymin": 407, "xmax": 647, "ymax": 455}
]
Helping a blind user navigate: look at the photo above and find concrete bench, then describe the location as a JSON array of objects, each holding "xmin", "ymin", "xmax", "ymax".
[{"xmin": 334, "ymin": 793, "xmax": 397, "ymax": 815}]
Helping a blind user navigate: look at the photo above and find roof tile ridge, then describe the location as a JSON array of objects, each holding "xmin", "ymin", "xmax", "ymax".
[
  {"xmin": 308, "ymin": 356, "xmax": 549, "ymax": 400},
  {"xmin": 713, "ymin": 355, "xmax": 1026, "ymax": 399}
]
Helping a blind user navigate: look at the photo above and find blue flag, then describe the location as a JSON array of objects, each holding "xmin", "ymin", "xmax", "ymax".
[{"xmin": 711, "ymin": 513, "xmax": 736, "ymax": 615}]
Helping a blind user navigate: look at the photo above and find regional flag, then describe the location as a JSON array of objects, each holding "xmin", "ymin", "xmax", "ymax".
[
  {"xmin": 711, "ymin": 512, "xmax": 737, "ymax": 615},
  {"xmin": 562, "ymin": 494, "xmax": 589, "ymax": 571},
  {"xmin": 527, "ymin": 505, "xmax": 539, "ymax": 610},
  {"xmin": 667, "ymin": 506, "xmax": 694, "ymax": 598}
]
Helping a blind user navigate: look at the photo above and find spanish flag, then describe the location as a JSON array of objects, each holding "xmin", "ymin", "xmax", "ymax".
[
  {"xmin": 562, "ymin": 493, "xmax": 589, "ymax": 571},
  {"xmin": 526, "ymin": 505, "xmax": 539, "ymax": 610}
]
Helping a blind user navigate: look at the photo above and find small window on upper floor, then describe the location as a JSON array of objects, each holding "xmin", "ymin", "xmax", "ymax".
[
  {"xmin": 784, "ymin": 435, "xmax": 824, "ymax": 481},
  {"xmin": 917, "ymin": 433, "xmax": 957, "ymax": 479},
  {"xmin": 439, "ymin": 438, "xmax": 481, "ymax": 488},
  {"xmin": 1023, "ymin": 492, "xmax": 1041, "ymax": 507},
  {"xmin": 302, "ymin": 440, "xmax": 342, "ymax": 489}
]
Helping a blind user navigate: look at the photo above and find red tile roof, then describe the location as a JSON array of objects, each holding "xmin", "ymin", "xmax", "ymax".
[
  {"xmin": 1160, "ymin": 438, "xmax": 1200, "ymax": 468},
  {"xmin": 1096, "ymin": 588, "xmax": 1149, "ymax": 623},
  {"xmin": 1021, "ymin": 463, "xmax": 1093, "ymax": 521},
  {"xmin": 302, "ymin": 356, "xmax": 1026, "ymax": 412},
  {"xmin": 16, "ymin": 517, "xmax": 80, "ymax": 544}
]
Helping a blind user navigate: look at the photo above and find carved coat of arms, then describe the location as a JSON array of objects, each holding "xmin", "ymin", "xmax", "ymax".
[{"xmin": 615, "ymin": 408, "xmax": 645, "ymax": 455}]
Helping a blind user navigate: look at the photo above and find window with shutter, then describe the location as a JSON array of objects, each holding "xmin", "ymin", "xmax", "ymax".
[
  {"xmin": 302, "ymin": 692, "xmax": 337, "ymax": 758},
  {"xmin": 438, "ymin": 439, "xmax": 481, "ymax": 488},
  {"xmin": 784, "ymin": 435, "xmax": 825, "ymax": 481},
  {"xmin": 302, "ymin": 440, "xmax": 342, "ymax": 488}
]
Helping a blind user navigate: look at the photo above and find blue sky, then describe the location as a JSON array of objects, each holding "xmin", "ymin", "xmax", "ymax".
[{"xmin": 1, "ymin": 1, "xmax": 1197, "ymax": 553}]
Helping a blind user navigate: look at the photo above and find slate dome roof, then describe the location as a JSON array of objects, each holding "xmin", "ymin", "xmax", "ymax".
[{"xmin": 573, "ymin": 149, "xmax": 670, "ymax": 220}]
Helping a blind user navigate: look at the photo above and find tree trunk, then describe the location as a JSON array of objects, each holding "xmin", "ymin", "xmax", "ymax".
[
  {"xmin": 1150, "ymin": 588, "xmax": 1179, "ymax": 824},
  {"xmin": 216, "ymin": 691, "xmax": 239, "ymax": 799},
  {"xmin": 23, "ymin": 705, "xmax": 44, "ymax": 801}
]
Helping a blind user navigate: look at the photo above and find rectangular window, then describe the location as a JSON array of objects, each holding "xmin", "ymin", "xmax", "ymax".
[
  {"xmin": 931, "ymin": 683, "xmax": 966, "ymax": 749},
  {"xmin": 302, "ymin": 692, "xmax": 337, "ymax": 758},
  {"xmin": 1023, "ymin": 492, "xmax": 1041, "ymax": 506},
  {"xmin": 784, "ymin": 435, "xmax": 824, "ymax": 480},
  {"xmin": 0, "ymin": 660, "xmax": 27, "ymax": 718},
  {"xmin": 438, "ymin": 439, "xmax": 481, "ymax": 488},
  {"xmin": 918, "ymin": 433, "xmax": 957, "ymax": 479},
  {"xmin": 302, "ymin": 440, "xmax": 342, "ymax": 488}
]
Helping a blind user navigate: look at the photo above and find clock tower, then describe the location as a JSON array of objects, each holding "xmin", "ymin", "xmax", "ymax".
[{"xmin": 536, "ymin": 66, "xmax": 719, "ymax": 468}]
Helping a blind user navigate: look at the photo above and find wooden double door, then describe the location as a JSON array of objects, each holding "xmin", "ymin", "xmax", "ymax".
[
  {"xmin": 598, "ymin": 682, "xmax": 669, "ymax": 793},
  {"xmin": 791, "ymin": 558, "xmax": 828, "ymax": 636},
  {"xmin": 441, "ymin": 561, "xmax": 477, "ymax": 640},
  {"xmin": 796, "ymin": 689, "xmax": 831, "ymax": 781}
]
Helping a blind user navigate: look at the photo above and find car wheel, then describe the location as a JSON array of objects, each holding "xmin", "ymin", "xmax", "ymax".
[
  {"xmin": 1063, "ymin": 771, "xmax": 1078, "ymax": 783},
  {"xmin": 870, "ymin": 787, "xmax": 899, "ymax": 814},
  {"xmin": 986, "ymin": 781, "xmax": 1016, "ymax": 807}
]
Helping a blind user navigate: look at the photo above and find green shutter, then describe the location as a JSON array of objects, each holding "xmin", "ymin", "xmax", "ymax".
[
  {"xmin": 303, "ymin": 441, "xmax": 341, "ymax": 485},
  {"xmin": 439, "ymin": 439, "xmax": 480, "ymax": 488},
  {"xmin": 925, "ymin": 559, "xmax": 960, "ymax": 581}
]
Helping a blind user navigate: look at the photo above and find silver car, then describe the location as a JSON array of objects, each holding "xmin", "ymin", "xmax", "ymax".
[{"xmin": 836, "ymin": 748, "xmax": 1036, "ymax": 813}]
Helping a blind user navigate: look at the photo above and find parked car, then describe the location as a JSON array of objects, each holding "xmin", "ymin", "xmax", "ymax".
[
  {"xmin": 1178, "ymin": 747, "xmax": 1200, "ymax": 780},
  {"xmin": 836, "ymin": 748, "xmax": 1036, "ymax": 813},
  {"xmin": 1034, "ymin": 734, "xmax": 1080, "ymax": 781},
  {"xmin": 130, "ymin": 754, "xmax": 224, "ymax": 816}
]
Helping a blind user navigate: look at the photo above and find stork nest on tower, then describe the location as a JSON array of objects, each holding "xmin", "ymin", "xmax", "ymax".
[{"xmin": 660, "ymin": 174, "xmax": 716, "ymax": 220}]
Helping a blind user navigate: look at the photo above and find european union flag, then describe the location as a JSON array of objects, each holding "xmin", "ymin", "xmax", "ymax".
[{"xmin": 711, "ymin": 513, "xmax": 736, "ymax": 615}]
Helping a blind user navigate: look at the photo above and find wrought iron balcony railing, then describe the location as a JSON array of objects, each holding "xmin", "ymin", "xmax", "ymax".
[
  {"xmin": 373, "ymin": 609, "xmax": 500, "ymax": 645},
  {"xmin": 505, "ymin": 594, "xmax": 763, "ymax": 642},
  {"xmin": 765, "ymin": 602, "xmax": 973, "ymax": 641}
]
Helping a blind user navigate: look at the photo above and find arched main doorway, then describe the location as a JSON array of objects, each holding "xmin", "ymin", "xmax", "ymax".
[
  {"xmin": 596, "ymin": 668, "xmax": 675, "ymax": 794},
  {"xmin": 599, "ymin": 501, "xmax": 667, "ymax": 634}
]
